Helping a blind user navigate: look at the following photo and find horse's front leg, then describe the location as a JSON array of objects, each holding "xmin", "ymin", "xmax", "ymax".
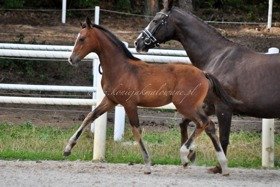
[
  {"xmin": 208, "ymin": 104, "xmax": 232, "ymax": 174},
  {"xmin": 125, "ymin": 106, "xmax": 151, "ymax": 174},
  {"xmin": 64, "ymin": 97, "xmax": 116, "ymax": 156},
  {"xmin": 205, "ymin": 120, "xmax": 229, "ymax": 176}
]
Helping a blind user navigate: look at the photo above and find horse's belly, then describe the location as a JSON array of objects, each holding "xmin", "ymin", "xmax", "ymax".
[{"xmin": 236, "ymin": 96, "xmax": 280, "ymax": 118}]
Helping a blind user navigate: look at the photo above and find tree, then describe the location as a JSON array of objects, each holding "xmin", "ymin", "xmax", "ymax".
[
  {"xmin": 145, "ymin": 0, "xmax": 159, "ymax": 15},
  {"xmin": 178, "ymin": 0, "xmax": 194, "ymax": 11}
]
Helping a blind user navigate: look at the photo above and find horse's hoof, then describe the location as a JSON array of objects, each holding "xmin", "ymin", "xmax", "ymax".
[
  {"xmin": 63, "ymin": 151, "xmax": 71, "ymax": 157},
  {"xmin": 207, "ymin": 165, "xmax": 222, "ymax": 174}
]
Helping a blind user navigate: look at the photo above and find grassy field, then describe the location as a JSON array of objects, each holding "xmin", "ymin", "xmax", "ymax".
[{"xmin": 0, "ymin": 122, "xmax": 280, "ymax": 169}]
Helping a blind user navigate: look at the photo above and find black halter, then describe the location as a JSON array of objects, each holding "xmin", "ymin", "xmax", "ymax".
[{"xmin": 142, "ymin": 11, "xmax": 169, "ymax": 47}]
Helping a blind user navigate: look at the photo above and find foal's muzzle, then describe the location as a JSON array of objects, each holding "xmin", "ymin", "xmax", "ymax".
[{"xmin": 68, "ymin": 54, "xmax": 80, "ymax": 67}]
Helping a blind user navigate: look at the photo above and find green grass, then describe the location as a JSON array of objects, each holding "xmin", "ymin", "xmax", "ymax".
[{"xmin": 1, "ymin": 122, "xmax": 280, "ymax": 169}]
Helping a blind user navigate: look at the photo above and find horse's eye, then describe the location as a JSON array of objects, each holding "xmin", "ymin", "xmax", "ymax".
[{"xmin": 153, "ymin": 20, "xmax": 158, "ymax": 24}]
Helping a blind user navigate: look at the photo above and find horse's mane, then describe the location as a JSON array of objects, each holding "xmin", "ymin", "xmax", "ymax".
[
  {"xmin": 92, "ymin": 24, "xmax": 140, "ymax": 61},
  {"xmin": 172, "ymin": 7, "xmax": 232, "ymax": 42}
]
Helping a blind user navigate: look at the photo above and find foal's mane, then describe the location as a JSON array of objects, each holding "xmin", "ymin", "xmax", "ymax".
[{"xmin": 91, "ymin": 24, "xmax": 140, "ymax": 61}]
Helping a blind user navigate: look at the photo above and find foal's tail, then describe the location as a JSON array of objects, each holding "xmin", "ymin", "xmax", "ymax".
[{"xmin": 204, "ymin": 73, "xmax": 242, "ymax": 107}]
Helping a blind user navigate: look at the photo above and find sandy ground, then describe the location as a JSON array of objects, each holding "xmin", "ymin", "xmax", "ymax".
[{"xmin": 0, "ymin": 160, "xmax": 280, "ymax": 187}]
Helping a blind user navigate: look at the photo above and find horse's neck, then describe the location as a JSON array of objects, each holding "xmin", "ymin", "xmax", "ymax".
[{"xmin": 173, "ymin": 9, "xmax": 235, "ymax": 69}]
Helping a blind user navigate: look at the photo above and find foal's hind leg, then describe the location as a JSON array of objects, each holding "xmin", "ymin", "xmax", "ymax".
[
  {"xmin": 64, "ymin": 97, "xmax": 116, "ymax": 156},
  {"xmin": 179, "ymin": 118, "xmax": 196, "ymax": 162},
  {"xmin": 179, "ymin": 109, "xmax": 210, "ymax": 167},
  {"xmin": 205, "ymin": 120, "xmax": 229, "ymax": 176},
  {"xmin": 180, "ymin": 121, "xmax": 204, "ymax": 168},
  {"xmin": 125, "ymin": 106, "xmax": 151, "ymax": 174}
]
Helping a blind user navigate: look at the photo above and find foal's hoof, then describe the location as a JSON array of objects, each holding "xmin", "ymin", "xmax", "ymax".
[
  {"xmin": 63, "ymin": 151, "xmax": 71, "ymax": 157},
  {"xmin": 207, "ymin": 165, "xmax": 222, "ymax": 174},
  {"xmin": 222, "ymin": 172, "xmax": 230, "ymax": 176},
  {"xmin": 188, "ymin": 151, "xmax": 196, "ymax": 163},
  {"xmin": 183, "ymin": 162, "xmax": 189, "ymax": 168},
  {"xmin": 144, "ymin": 171, "xmax": 152, "ymax": 175}
]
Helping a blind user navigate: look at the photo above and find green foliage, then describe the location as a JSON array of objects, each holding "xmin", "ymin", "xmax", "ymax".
[
  {"xmin": 78, "ymin": 0, "xmax": 99, "ymax": 8},
  {"xmin": 4, "ymin": 0, "xmax": 25, "ymax": 8}
]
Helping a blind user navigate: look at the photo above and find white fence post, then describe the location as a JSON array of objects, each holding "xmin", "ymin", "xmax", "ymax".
[
  {"xmin": 113, "ymin": 43, "xmax": 127, "ymax": 141},
  {"xmin": 92, "ymin": 60, "xmax": 107, "ymax": 161},
  {"xmin": 94, "ymin": 6, "xmax": 100, "ymax": 25},
  {"xmin": 262, "ymin": 119, "xmax": 275, "ymax": 167},
  {"xmin": 62, "ymin": 0, "xmax": 67, "ymax": 24},
  {"xmin": 91, "ymin": 6, "xmax": 108, "ymax": 161},
  {"xmin": 267, "ymin": 0, "xmax": 273, "ymax": 29},
  {"xmin": 114, "ymin": 106, "xmax": 126, "ymax": 141},
  {"xmin": 262, "ymin": 47, "xmax": 279, "ymax": 168}
]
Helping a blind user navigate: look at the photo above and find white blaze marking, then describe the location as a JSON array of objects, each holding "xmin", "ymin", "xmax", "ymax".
[
  {"xmin": 68, "ymin": 33, "xmax": 80, "ymax": 64},
  {"xmin": 72, "ymin": 33, "xmax": 80, "ymax": 51}
]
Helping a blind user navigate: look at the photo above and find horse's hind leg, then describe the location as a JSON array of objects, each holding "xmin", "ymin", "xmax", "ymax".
[
  {"xmin": 205, "ymin": 120, "xmax": 229, "ymax": 176},
  {"xmin": 125, "ymin": 106, "xmax": 151, "ymax": 174},
  {"xmin": 64, "ymin": 97, "xmax": 116, "ymax": 156}
]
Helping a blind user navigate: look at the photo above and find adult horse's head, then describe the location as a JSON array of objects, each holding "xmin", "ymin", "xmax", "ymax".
[
  {"xmin": 69, "ymin": 17, "xmax": 97, "ymax": 66},
  {"xmin": 135, "ymin": 0, "xmax": 175, "ymax": 53}
]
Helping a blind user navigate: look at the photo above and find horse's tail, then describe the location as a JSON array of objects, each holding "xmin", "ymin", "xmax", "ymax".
[{"xmin": 204, "ymin": 72, "xmax": 242, "ymax": 107}]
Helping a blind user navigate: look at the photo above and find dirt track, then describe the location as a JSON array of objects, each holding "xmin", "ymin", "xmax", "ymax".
[{"xmin": 0, "ymin": 160, "xmax": 280, "ymax": 186}]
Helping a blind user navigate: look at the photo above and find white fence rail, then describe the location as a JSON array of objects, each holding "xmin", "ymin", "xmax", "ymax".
[
  {"xmin": 0, "ymin": 84, "xmax": 95, "ymax": 92},
  {"xmin": 0, "ymin": 96, "xmax": 96, "ymax": 106}
]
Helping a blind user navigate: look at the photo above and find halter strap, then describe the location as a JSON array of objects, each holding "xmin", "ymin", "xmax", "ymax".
[
  {"xmin": 142, "ymin": 11, "xmax": 170, "ymax": 47},
  {"xmin": 98, "ymin": 64, "xmax": 103, "ymax": 75}
]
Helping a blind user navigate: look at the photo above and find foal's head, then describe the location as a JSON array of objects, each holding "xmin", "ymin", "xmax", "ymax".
[
  {"xmin": 69, "ymin": 17, "xmax": 98, "ymax": 66},
  {"xmin": 135, "ymin": 0, "xmax": 176, "ymax": 53}
]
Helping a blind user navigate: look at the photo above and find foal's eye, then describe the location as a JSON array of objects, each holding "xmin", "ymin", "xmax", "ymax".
[{"xmin": 79, "ymin": 37, "xmax": 85, "ymax": 42}]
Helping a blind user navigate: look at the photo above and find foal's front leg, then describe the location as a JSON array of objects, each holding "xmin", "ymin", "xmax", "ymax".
[
  {"xmin": 125, "ymin": 106, "xmax": 151, "ymax": 174},
  {"xmin": 64, "ymin": 97, "xmax": 116, "ymax": 156}
]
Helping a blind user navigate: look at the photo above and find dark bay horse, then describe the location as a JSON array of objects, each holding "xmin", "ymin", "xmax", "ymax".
[
  {"xmin": 64, "ymin": 17, "xmax": 240, "ymax": 175},
  {"xmin": 135, "ymin": 0, "xmax": 280, "ymax": 173}
]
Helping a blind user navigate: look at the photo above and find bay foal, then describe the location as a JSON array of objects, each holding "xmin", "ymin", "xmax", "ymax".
[{"xmin": 64, "ymin": 17, "xmax": 239, "ymax": 175}]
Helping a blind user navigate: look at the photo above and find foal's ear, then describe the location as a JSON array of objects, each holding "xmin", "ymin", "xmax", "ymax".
[
  {"xmin": 163, "ymin": 0, "xmax": 173, "ymax": 11},
  {"xmin": 85, "ymin": 17, "xmax": 92, "ymax": 28}
]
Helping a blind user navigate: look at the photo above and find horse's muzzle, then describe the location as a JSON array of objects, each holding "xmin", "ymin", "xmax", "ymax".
[{"xmin": 134, "ymin": 40, "xmax": 149, "ymax": 53}]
